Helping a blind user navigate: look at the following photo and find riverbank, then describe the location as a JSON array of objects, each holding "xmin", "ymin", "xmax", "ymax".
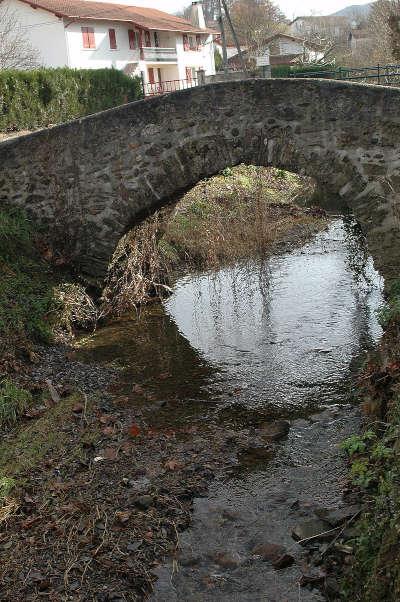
[
  {"xmin": 329, "ymin": 292, "xmax": 400, "ymax": 601},
  {"xmin": 0, "ymin": 170, "xmax": 343, "ymax": 601}
]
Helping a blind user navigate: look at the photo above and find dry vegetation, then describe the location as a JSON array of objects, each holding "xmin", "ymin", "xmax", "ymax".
[{"xmin": 102, "ymin": 165, "xmax": 324, "ymax": 315}]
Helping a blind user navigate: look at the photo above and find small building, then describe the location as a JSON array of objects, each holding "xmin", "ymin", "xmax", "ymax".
[
  {"xmin": 227, "ymin": 33, "xmax": 322, "ymax": 70},
  {"xmin": 2, "ymin": 0, "xmax": 216, "ymax": 93},
  {"xmin": 288, "ymin": 15, "xmax": 351, "ymax": 41},
  {"xmin": 348, "ymin": 29, "xmax": 372, "ymax": 51}
]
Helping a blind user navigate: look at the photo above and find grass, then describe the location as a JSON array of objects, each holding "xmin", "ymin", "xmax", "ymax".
[
  {"xmin": 0, "ymin": 393, "xmax": 88, "ymax": 477},
  {"xmin": 0, "ymin": 380, "xmax": 32, "ymax": 426},
  {"xmin": 377, "ymin": 279, "xmax": 400, "ymax": 327},
  {"xmin": 340, "ymin": 398, "xmax": 400, "ymax": 600}
]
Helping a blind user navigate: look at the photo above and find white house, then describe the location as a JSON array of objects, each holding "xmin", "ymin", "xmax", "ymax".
[
  {"xmin": 265, "ymin": 33, "xmax": 324, "ymax": 66},
  {"xmin": 2, "ymin": 0, "xmax": 216, "ymax": 93}
]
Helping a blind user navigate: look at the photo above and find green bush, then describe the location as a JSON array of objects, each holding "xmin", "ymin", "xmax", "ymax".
[{"xmin": 0, "ymin": 68, "xmax": 143, "ymax": 132}]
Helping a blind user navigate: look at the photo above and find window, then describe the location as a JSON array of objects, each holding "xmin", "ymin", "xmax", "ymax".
[
  {"xmin": 128, "ymin": 29, "xmax": 137, "ymax": 49},
  {"xmin": 81, "ymin": 27, "xmax": 95, "ymax": 49},
  {"xmin": 196, "ymin": 34, "xmax": 201, "ymax": 49},
  {"xmin": 154, "ymin": 31, "xmax": 159, "ymax": 48},
  {"xmin": 157, "ymin": 68, "xmax": 162, "ymax": 82},
  {"xmin": 109, "ymin": 28, "xmax": 117, "ymax": 49},
  {"xmin": 145, "ymin": 31, "xmax": 151, "ymax": 47},
  {"xmin": 185, "ymin": 66, "xmax": 193, "ymax": 82},
  {"xmin": 148, "ymin": 67, "xmax": 155, "ymax": 84},
  {"xmin": 183, "ymin": 34, "xmax": 189, "ymax": 51},
  {"xmin": 189, "ymin": 35, "xmax": 196, "ymax": 50}
]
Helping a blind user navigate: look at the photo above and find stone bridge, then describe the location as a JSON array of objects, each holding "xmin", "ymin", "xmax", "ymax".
[{"xmin": 1, "ymin": 78, "xmax": 399, "ymax": 281}]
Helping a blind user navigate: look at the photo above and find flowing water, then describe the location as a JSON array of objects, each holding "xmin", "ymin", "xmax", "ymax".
[{"xmin": 78, "ymin": 218, "xmax": 383, "ymax": 601}]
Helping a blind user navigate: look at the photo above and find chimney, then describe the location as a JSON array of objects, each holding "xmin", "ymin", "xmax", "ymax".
[{"xmin": 190, "ymin": 1, "xmax": 206, "ymax": 30}]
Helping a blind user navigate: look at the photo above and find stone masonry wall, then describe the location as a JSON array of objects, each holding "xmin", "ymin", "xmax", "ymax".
[{"xmin": 0, "ymin": 78, "xmax": 399, "ymax": 281}]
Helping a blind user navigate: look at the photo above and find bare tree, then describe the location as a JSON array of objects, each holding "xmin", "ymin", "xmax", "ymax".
[
  {"xmin": 367, "ymin": 0, "xmax": 400, "ymax": 62},
  {"xmin": 0, "ymin": 2, "xmax": 39, "ymax": 69},
  {"xmin": 292, "ymin": 15, "xmax": 353, "ymax": 65},
  {"xmin": 228, "ymin": 0, "xmax": 286, "ymax": 52}
]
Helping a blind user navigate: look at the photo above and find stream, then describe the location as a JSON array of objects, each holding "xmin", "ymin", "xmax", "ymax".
[{"xmin": 78, "ymin": 218, "xmax": 383, "ymax": 601}]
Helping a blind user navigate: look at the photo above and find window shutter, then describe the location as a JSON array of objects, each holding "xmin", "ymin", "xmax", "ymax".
[
  {"xmin": 196, "ymin": 34, "xmax": 201, "ymax": 49},
  {"xmin": 185, "ymin": 67, "xmax": 192, "ymax": 81},
  {"xmin": 128, "ymin": 29, "xmax": 136, "ymax": 49},
  {"xmin": 82, "ymin": 27, "xmax": 89, "ymax": 48},
  {"xmin": 88, "ymin": 27, "xmax": 95, "ymax": 49},
  {"xmin": 82, "ymin": 27, "xmax": 95, "ymax": 49},
  {"xmin": 183, "ymin": 34, "xmax": 189, "ymax": 51},
  {"xmin": 109, "ymin": 28, "xmax": 117, "ymax": 49},
  {"xmin": 148, "ymin": 68, "xmax": 155, "ymax": 84}
]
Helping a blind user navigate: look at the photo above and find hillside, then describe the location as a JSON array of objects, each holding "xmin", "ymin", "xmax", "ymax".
[{"xmin": 331, "ymin": 2, "xmax": 373, "ymax": 18}]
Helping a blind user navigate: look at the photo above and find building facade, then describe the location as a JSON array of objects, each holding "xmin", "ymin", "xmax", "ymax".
[{"xmin": 3, "ymin": 0, "xmax": 216, "ymax": 92}]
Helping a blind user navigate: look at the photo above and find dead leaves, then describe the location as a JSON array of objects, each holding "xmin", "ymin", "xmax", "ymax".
[
  {"xmin": 129, "ymin": 423, "xmax": 141, "ymax": 437},
  {"xmin": 164, "ymin": 459, "xmax": 183, "ymax": 472},
  {"xmin": 114, "ymin": 510, "xmax": 131, "ymax": 524}
]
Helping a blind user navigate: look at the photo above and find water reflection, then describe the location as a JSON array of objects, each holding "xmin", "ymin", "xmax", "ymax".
[{"xmin": 165, "ymin": 219, "xmax": 383, "ymax": 414}]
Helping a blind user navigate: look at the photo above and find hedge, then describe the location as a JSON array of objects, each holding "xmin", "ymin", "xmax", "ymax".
[
  {"xmin": 0, "ymin": 68, "xmax": 143, "ymax": 132},
  {"xmin": 272, "ymin": 64, "xmax": 336, "ymax": 78}
]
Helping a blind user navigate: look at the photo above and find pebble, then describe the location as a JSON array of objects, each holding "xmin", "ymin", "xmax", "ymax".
[
  {"xmin": 272, "ymin": 553, "xmax": 295, "ymax": 569},
  {"xmin": 258, "ymin": 420, "xmax": 290, "ymax": 442},
  {"xmin": 292, "ymin": 519, "xmax": 329, "ymax": 542},
  {"xmin": 135, "ymin": 495, "xmax": 154, "ymax": 510},
  {"xmin": 252, "ymin": 542, "xmax": 287, "ymax": 562}
]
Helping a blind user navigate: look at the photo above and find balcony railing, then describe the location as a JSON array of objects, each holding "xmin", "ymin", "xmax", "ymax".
[
  {"xmin": 142, "ymin": 47, "xmax": 178, "ymax": 62},
  {"xmin": 144, "ymin": 77, "xmax": 198, "ymax": 96}
]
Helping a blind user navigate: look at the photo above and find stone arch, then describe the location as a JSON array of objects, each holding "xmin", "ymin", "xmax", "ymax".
[{"xmin": 0, "ymin": 79, "xmax": 399, "ymax": 281}]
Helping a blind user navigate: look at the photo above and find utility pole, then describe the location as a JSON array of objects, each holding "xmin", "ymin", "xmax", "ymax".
[
  {"xmin": 221, "ymin": 0, "xmax": 247, "ymax": 72},
  {"xmin": 218, "ymin": 0, "xmax": 228, "ymax": 73}
]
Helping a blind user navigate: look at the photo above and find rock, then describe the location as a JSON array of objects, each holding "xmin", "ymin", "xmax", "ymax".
[
  {"xmin": 292, "ymin": 519, "xmax": 329, "ymax": 542},
  {"xmin": 272, "ymin": 553, "xmax": 295, "ymax": 569},
  {"xmin": 214, "ymin": 551, "xmax": 241, "ymax": 568},
  {"xmin": 252, "ymin": 543, "xmax": 287, "ymax": 562},
  {"xmin": 238, "ymin": 446, "xmax": 273, "ymax": 465},
  {"xmin": 179, "ymin": 555, "xmax": 201, "ymax": 567},
  {"xmin": 314, "ymin": 505, "xmax": 360, "ymax": 528},
  {"xmin": 135, "ymin": 495, "xmax": 153, "ymax": 510},
  {"xmin": 259, "ymin": 420, "xmax": 290, "ymax": 442},
  {"xmin": 127, "ymin": 541, "xmax": 142, "ymax": 552}
]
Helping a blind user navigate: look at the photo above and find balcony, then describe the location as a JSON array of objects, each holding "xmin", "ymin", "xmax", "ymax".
[
  {"xmin": 144, "ymin": 77, "xmax": 198, "ymax": 97},
  {"xmin": 142, "ymin": 47, "xmax": 177, "ymax": 63}
]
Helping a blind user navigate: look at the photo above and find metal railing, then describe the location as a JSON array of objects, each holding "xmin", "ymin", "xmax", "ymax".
[
  {"xmin": 142, "ymin": 47, "xmax": 178, "ymax": 62},
  {"xmin": 290, "ymin": 64, "xmax": 400, "ymax": 86},
  {"xmin": 143, "ymin": 78, "xmax": 198, "ymax": 96}
]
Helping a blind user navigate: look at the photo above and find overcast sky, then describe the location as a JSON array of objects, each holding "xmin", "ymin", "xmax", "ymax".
[{"xmin": 126, "ymin": 0, "xmax": 370, "ymax": 19}]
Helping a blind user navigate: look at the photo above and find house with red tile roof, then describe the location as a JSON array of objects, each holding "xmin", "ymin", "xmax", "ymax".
[{"xmin": 2, "ymin": 0, "xmax": 216, "ymax": 93}]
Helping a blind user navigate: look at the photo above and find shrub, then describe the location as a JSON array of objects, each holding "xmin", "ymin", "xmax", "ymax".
[
  {"xmin": 272, "ymin": 64, "xmax": 336, "ymax": 78},
  {"xmin": 0, "ymin": 68, "xmax": 143, "ymax": 132}
]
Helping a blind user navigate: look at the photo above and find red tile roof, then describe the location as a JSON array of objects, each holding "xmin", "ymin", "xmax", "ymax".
[{"xmin": 19, "ymin": 0, "xmax": 215, "ymax": 33}]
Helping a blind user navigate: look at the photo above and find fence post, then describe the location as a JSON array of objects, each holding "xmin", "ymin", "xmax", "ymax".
[
  {"xmin": 140, "ymin": 71, "xmax": 146, "ymax": 97},
  {"xmin": 196, "ymin": 69, "xmax": 206, "ymax": 86}
]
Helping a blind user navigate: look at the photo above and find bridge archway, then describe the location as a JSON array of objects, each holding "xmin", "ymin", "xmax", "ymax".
[{"xmin": 0, "ymin": 79, "xmax": 399, "ymax": 281}]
